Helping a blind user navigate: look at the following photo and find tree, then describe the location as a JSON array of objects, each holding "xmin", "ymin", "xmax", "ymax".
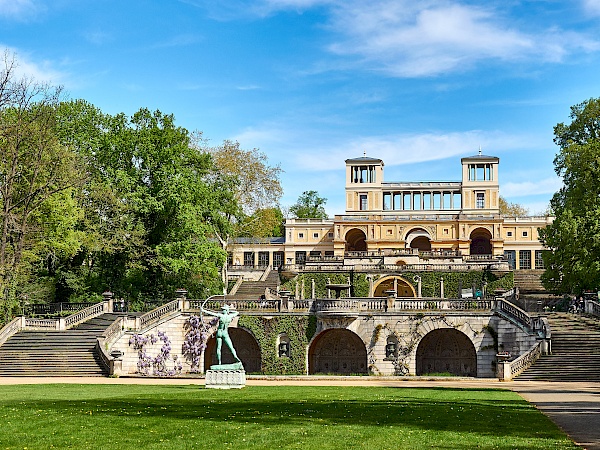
[
  {"xmin": 290, "ymin": 190, "xmax": 328, "ymax": 219},
  {"xmin": 499, "ymin": 196, "xmax": 529, "ymax": 217},
  {"xmin": 539, "ymin": 98, "xmax": 600, "ymax": 294},
  {"xmin": 0, "ymin": 53, "xmax": 83, "ymax": 321},
  {"xmin": 206, "ymin": 140, "xmax": 283, "ymax": 236}
]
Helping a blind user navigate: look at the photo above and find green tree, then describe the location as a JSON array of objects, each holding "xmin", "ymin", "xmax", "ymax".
[
  {"xmin": 539, "ymin": 98, "xmax": 600, "ymax": 294},
  {"xmin": 52, "ymin": 102, "xmax": 236, "ymax": 301},
  {"xmin": 0, "ymin": 53, "xmax": 83, "ymax": 321},
  {"xmin": 499, "ymin": 196, "xmax": 529, "ymax": 217},
  {"xmin": 290, "ymin": 190, "xmax": 328, "ymax": 219}
]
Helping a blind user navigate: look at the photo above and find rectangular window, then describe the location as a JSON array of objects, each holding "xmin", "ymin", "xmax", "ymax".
[
  {"xmin": 485, "ymin": 164, "xmax": 492, "ymax": 181},
  {"xmin": 476, "ymin": 164, "xmax": 485, "ymax": 181},
  {"xmin": 443, "ymin": 192, "xmax": 451, "ymax": 209},
  {"xmin": 328, "ymin": 232, "xmax": 334, "ymax": 239},
  {"xmin": 433, "ymin": 192, "xmax": 441, "ymax": 209},
  {"xmin": 383, "ymin": 192, "xmax": 391, "ymax": 210},
  {"xmin": 506, "ymin": 231, "xmax": 513, "ymax": 237},
  {"xmin": 227, "ymin": 252, "xmax": 233, "ymax": 266},
  {"xmin": 413, "ymin": 192, "xmax": 421, "ymax": 210},
  {"xmin": 313, "ymin": 232, "xmax": 319, "ymax": 238},
  {"xmin": 443, "ymin": 228, "xmax": 449, "ymax": 235},
  {"xmin": 298, "ymin": 232, "xmax": 304, "ymax": 239},
  {"xmin": 504, "ymin": 250, "xmax": 516, "ymax": 270},
  {"xmin": 387, "ymin": 229, "xmax": 393, "ymax": 235},
  {"xmin": 476, "ymin": 192, "xmax": 485, "ymax": 209},
  {"xmin": 403, "ymin": 192, "xmax": 411, "ymax": 210},
  {"xmin": 393, "ymin": 193, "xmax": 402, "ymax": 210},
  {"xmin": 324, "ymin": 250, "xmax": 334, "ymax": 257},
  {"xmin": 535, "ymin": 250, "xmax": 545, "ymax": 269},
  {"xmin": 295, "ymin": 251, "xmax": 306, "ymax": 265},
  {"xmin": 423, "ymin": 192, "xmax": 431, "ymax": 210},
  {"xmin": 453, "ymin": 192, "xmax": 461, "ymax": 209},
  {"xmin": 258, "ymin": 251, "xmax": 269, "ymax": 267},
  {"xmin": 360, "ymin": 194, "xmax": 368, "ymax": 210},
  {"xmin": 519, "ymin": 250, "xmax": 531, "ymax": 269},
  {"xmin": 469, "ymin": 165, "xmax": 475, "ymax": 181},
  {"xmin": 522, "ymin": 231, "xmax": 529, "ymax": 237},
  {"xmin": 243, "ymin": 252, "xmax": 254, "ymax": 266},
  {"xmin": 273, "ymin": 252, "xmax": 284, "ymax": 268},
  {"xmin": 309, "ymin": 250, "xmax": 321, "ymax": 258}
]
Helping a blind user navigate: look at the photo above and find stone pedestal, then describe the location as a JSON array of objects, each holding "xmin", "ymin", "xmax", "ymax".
[{"xmin": 205, "ymin": 369, "xmax": 246, "ymax": 389}]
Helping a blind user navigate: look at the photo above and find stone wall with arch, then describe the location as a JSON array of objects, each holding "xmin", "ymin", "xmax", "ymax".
[{"xmin": 373, "ymin": 275, "xmax": 416, "ymax": 297}]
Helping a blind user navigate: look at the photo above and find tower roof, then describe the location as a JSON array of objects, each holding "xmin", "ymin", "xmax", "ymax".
[{"xmin": 345, "ymin": 156, "xmax": 384, "ymax": 165}]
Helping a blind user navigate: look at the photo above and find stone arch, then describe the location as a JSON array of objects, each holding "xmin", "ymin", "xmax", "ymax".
[
  {"xmin": 204, "ymin": 327, "xmax": 261, "ymax": 373},
  {"xmin": 308, "ymin": 329, "xmax": 368, "ymax": 374},
  {"xmin": 470, "ymin": 227, "xmax": 492, "ymax": 255},
  {"xmin": 404, "ymin": 228, "xmax": 432, "ymax": 251},
  {"xmin": 345, "ymin": 228, "xmax": 367, "ymax": 252},
  {"xmin": 373, "ymin": 275, "xmax": 416, "ymax": 297},
  {"xmin": 416, "ymin": 328, "xmax": 477, "ymax": 377}
]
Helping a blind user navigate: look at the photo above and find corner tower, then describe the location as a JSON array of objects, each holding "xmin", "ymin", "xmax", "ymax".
[
  {"xmin": 345, "ymin": 156, "xmax": 384, "ymax": 214},
  {"xmin": 460, "ymin": 151, "xmax": 500, "ymax": 215}
]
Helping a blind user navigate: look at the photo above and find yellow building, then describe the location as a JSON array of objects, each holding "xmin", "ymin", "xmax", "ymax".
[{"xmin": 229, "ymin": 152, "xmax": 551, "ymax": 272}]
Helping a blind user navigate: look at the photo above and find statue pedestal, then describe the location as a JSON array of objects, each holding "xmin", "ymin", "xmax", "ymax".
[{"xmin": 205, "ymin": 369, "xmax": 246, "ymax": 389}]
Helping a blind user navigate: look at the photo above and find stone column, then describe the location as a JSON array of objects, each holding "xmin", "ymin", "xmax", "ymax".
[
  {"xmin": 440, "ymin": 277, "xmax": 444, "ymax": 299},
  {"xmin": 311, "ymin": 279, "xmax": 316, "ymax": 299}
]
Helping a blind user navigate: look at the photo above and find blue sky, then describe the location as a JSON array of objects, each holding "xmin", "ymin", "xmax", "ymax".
[{"xmin": 2, "ymin": 0, "xmax": 600, "ymax": 216}]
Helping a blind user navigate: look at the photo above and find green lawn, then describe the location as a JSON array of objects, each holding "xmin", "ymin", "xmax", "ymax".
[{"xmin": 0, "ymin": 384, "xmax": 577, "ymax": 449}]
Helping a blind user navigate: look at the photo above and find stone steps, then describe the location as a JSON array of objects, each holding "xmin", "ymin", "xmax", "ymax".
[
  {"xmin": 0, "ymin": 313, "xmax": 123, "ymax": 377},
  {"xmin": 516, "ymin": 313, "xmax": 600, "ymax": 381}
]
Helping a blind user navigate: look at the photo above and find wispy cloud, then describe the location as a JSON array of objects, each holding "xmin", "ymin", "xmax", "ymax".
[
  {"xmin": 325, "ymin": 1, "xmax": 598, "ymax": 77},
  {"xmin": 198, "ymin": 0, "xmax": 600, "ymax": 77},
  {"xmin": 501, "ymin": 177, "xmax": 562, "ymax": 197},
  {"xmin": 583, "ymin": 0, "xmax": 600, "ymax": 16},
  {"xmin": 2, "ymin": 46, "xmax": 67, "ymax": 85},
  {"xmin": 0, "ymin": 0, "xmax": 43, "ymax": 20}
]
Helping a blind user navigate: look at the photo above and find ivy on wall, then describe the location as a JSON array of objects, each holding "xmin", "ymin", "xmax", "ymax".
[
  {"xmin": 238, "ymin": 315, "xmax": 317, "ymax": 374},
  {"xmin": 283, "ymin": 270, "xmax": 513, "ymax": 299}
]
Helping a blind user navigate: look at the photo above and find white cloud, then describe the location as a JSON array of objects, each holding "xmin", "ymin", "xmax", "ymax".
[
  {"xmin": 0, "ymin": 0, "xmax": 41, "ymax": 19},
  {"xmin": 1, "ymin": 47, "xmax": 67, "ymax": 85},
  {"xmin": 501, "ymin": 177, "xmax": 563, "ymax": 197},
  {"xmin": 201, "ymin": 0, "xmax": 600, "ymax": 77},
  {"xmin": 326, "ymin": 1, "xmax": 598, "ymax": 77},
  {"xmin": 583, "ymin": 0, "xmax": 600, "ymax": 16}
]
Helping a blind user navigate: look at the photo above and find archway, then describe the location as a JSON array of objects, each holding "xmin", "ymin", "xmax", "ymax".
[
  {"xmin": 373, "ymin": 275, "xmax": 416, "ymax": 297},
  {"xmin": 345, "ymin": 228, "xmax": 367, "ymax": 252},
  {"xmin": 470, "ymin": 228, "xmax": 492, "ymax": 255},
  {"xmin": 309, "ymin": 329, "xmax": 368, "ymax": 374},
  {"xmin": 204, "ymin": 328, "xmax": 261, "ymax": 373},
  {"xmin": 405, "ymin": 228, "xmax": 432, "ymax": 251},
  {"xmin": 416, "ymin": 328, "xmax": 477, "ymax": 376}
]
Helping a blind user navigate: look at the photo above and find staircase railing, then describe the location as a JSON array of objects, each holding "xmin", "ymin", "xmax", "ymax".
[
  {"xmin": 585, "ymin": 299, "xmax": 600, "ymax": 317},
  {"xmin": 138, "ymin": 299, "xmax": 179, "ymax": 331},
  {"xmin": 0, "ymin": 317, "xmax": 23, "ymax": 347},
  {"xmin": 259, "ymin": 265, "xmax": 271, "ymax": 282},
  {"xmin": 228, "ymin": 276, "xmax": 243, "ymax": 296},
  {"xmin": 495, "ymin": 298, "xmax": 536, "ymax": 332},
  {"xmin": 497, "ymin": 341, "xmax": 542, "ymax": 381},
  {"xmin": 64, "ymin": 301, "xmax": 108, "ymax": 329}
]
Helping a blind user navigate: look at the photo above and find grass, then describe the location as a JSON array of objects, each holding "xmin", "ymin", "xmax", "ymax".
[{"xmin": 0, "ymin": 384, "xmax": 577, "ymax": 450}]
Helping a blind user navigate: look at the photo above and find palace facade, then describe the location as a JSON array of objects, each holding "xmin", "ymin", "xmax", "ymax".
[{"xmin": 229, "ymin": 152, "xmax": 551, "ymax": 273}]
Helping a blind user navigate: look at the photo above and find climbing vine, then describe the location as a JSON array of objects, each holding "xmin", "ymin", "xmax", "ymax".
[
  {"xmin": 182, "ymin": 315, "xmax": 218, "ymax": 373},
  {"xmin": 128, "ymin": 331, "xmax": 182, "ymax": 377},
  {"xmin": 238, "ymin": 315, "xmax": 316, "ymax": 374}
]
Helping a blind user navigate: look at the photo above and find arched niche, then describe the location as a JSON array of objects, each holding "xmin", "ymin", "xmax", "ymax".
[
  {"xmin": 345, "ymin": 228, "xmax": 367, "ymax": 252},
  {"xmin": 373, "ymin": 275, "xmax": 416, "ymax": 297},
  {"xmin": 469, "ymin": 227, "xmax": 492, "ymax": 255},
  {"xmin": 405, "ymin": 228, "xmax": 432, "ymax": 251},
  {"xmin": 308, "ymin": 329, "xmax": 368, "ymax": 375},
  {"xmin": 416, "ymin": 328, "xmax": 477, "ymax": 377},
  {"xmin": 204, "ymin": 327, "xmax": 261, "ymax": 373}
]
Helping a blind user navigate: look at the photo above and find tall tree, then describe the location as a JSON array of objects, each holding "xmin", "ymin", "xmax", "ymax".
[
  {"xmin": 204, "ymin": 141, "xmax": 282, "ymax": 290},
  {"xmin": 290, "ymin": 190, "xmax": 328, "ymax": 219},
  {"xmin": 0, "ymin": 53, "xmax": 83, "ymax": 321},
  {"xmin": 539, "ymin": 98, "xmax": 600, "ymax": 294},
  {"xmin": 499, "ymin": 196, "xmax": 529, "ymax": 217}
]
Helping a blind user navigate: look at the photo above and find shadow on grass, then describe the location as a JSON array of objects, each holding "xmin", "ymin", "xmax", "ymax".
[{"xmin": 0, "ymin": 385, "xmax": 563, "ymax": 441}]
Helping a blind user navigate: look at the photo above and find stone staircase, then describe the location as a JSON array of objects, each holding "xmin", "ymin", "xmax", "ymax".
[
  {"xmin": 0, "ymin": 313, "xmax": 123, "ymax": 377},
  {"xmin": 513, "ymin": 269, "xmax": 559, "ymax": 312},
  {"xmin": 516, "ymin": 313, "xmax": 600, "ymax": 381},
  {"xmin": 228, "ymin": 271, "xmax": 280, "ymax": 300}
]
